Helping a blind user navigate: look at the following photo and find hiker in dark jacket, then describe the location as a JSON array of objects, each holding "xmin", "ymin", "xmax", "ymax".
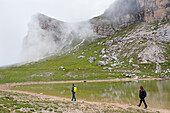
[
  {"xmin": 137, "ymin": 86, "xmax": 147, "ymax": 109},
  {"xmin": 71, "ymin": 84, "xmax": 76, "ymax": 101}
]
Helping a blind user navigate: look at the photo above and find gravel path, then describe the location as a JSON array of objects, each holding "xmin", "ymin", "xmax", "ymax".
[{"xmin": 0, "ymin": 78, "xmax": 169, "ymax": 113}]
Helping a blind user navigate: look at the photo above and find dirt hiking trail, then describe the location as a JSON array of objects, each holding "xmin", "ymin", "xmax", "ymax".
[{"xmin": 0, "ymin": 78, "xmax": 169, "ymax": 113}]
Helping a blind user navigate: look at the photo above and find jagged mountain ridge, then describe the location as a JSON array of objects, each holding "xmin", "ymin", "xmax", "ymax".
[
  {"xmin": 21, "ymin": 0, "xmax": 170, "ymax": 63},
  {"xmin": 21, "ymin": 13, "xmax": 95, "ymax": 61},
  {"xmin": 91, "ymin": 0, "xmax": 170, "ymax": 36}
]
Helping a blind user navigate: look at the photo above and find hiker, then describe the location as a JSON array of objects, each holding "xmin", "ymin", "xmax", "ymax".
[
  {"xmin": 71, "ymin": 84, "xmax": 76, "ymax": 101},
  {"xmin": 137, "ymin": 86, "xmax": 147, "ymax": 109}
]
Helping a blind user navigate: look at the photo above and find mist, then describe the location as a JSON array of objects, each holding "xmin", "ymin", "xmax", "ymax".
[{"xmin": 0, "ymin": 0, "xmax": 114, "ymax": 67}]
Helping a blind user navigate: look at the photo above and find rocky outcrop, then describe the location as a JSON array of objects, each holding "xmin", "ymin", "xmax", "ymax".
[
  {"xmin": 91, "ymin": 0, "xmax": 170, "ymax": 36},
  {"xmin": 22, "ymin": 0, "xmax": 170, "ymax": 62},
  {"xmin": 21, "ymin": 14, "xmax": 95, "ymax": 61},
  {"xmin": 89, "ymin": 57, "xmax": 96, "ymax": 63},
  {"xmin": 95, "ymin": 22, "xmax": 169, "ymax": 73},
  {"xmin": 21, "ymin": 14, "xmax": 72, "ymax": 61},
  {"xmin": 138, "ymin": 44, "xmax": 167, "ymax": 63},
  {"xmin": 90, "ymin": 17, "xmax": 115, "ymax": 36}
]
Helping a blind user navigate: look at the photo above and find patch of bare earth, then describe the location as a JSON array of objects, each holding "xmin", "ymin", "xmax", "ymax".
[{"xmin": 0, "ymin": 78, "xmax": 169, "ymax": 113}]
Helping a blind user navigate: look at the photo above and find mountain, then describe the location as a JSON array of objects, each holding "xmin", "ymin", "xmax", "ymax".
[
  {"xmin": 9, "ymin": 0, "xmax": 169, "ymax": 83},
  {"xmin": 91, "ymin": 0, "xmax": 170, "ymax": 36},
  {"xmin": 21, "ymin": 13, "xmax": 95, "ymax": 61}
]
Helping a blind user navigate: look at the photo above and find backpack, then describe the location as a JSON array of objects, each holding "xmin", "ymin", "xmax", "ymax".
[
  {"xmin": 144, "ymin": 91, "xmax": 147, "ymax": 98},
  {"xmin": 73, "ymin": 86, "xmax": 77, "ymax": 93}
]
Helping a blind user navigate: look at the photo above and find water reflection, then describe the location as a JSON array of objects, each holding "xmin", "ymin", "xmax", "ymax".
[{"xmin": 84, "ymin": 80, "xmax": 170, "ymax": 109}]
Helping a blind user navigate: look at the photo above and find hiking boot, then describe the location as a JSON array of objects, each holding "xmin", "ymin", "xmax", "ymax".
[
  {"xmin": 144, "ymin": 107, "xmax": 147, "ymax": 109},
  {"xmin": 137, "ymin": 105, "xmax": 140, "ymax": 107}
]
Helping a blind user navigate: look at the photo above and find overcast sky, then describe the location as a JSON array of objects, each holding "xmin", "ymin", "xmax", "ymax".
[{"xmin": 0, "ymin": 0, "xmax": 114, "ymax": 67}]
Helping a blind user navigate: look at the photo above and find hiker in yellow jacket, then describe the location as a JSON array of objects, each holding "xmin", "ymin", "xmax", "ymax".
[{"xmin": 71, "ymin": 84, "xmax": 77, "ymax": 101}]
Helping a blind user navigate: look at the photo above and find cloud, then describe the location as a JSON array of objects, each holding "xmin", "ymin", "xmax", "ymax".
[{"xmin": 0, "ymin": 0, "xmax": 114, "ymax": 66}]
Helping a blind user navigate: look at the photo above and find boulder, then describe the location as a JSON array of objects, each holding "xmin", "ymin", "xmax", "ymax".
[
  {"xmin": 129, "ymin": 58, "xmax": 133, "ymax": 64},
  {"xmin": 98, "ymin": 42, "xmax": 103, "ymax": 45},
  {"xmin": 111, "ymin": 63, "xmax": 118, "ymax": 67},
  {"xmin": 58, "ymin": 66, "xmax": 65, "ymax": 71},
  {"xmin": 89, "ymin": 57, "xmax": 96, "ymax": 63},
  {"xmin": 101, "ymin": 48, "xmax": 106, "ymax": 54},
  {"xmin": 102, "ymin": 55, "xmax": 109, "ymax": 60},
  {"xmin": 99, "ymin": 55, "xmax": 103, "ymax": 59},
  {"xmin": 155, "ymin": 62, "xmax": 161, "ymax": 73},
  {"xmin": 125, "ymin": 74, "xmax": 131, "ymax": 78},
  {"xmin": 132, "ymin": 64, "xmax": 140, "ymax": 69},
  {"xmin": 98, "ymin": 61, "xmax": 106, "ymax": 66},
  {"xmin": 108, "ymin": 67, "xmax": 113, "ymax": 71},
  {"xmin": 103, "ymin": 67, "xmax": 109, "ymax": 70},
  {"xmin": 78, "ymin": 56, "xmax": 85, "ymax": 58},
  {"xmin": 111, "ymin": 56, "xmax": 118, "ymax": 61},
  {"xmin": 106, "ymin": 40, "xmax": 113, "ymax": 46}
]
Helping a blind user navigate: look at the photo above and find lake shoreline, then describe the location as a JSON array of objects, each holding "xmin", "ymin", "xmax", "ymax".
[
  {"xmin": 0, "ymin": 78, "xmax": 170, "ymax": 113},
  {"xmin": 0, "ymin": 77, "xmax": 169, "ymax": 90}
]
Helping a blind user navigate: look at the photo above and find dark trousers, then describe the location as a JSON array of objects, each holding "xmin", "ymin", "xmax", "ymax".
[
  {"xmin": 139, "ymin": 98, "xmax": 147, "ymax": 108},
  {"xmin": 71, "ymin": 92, "xmax": 76, "ymax": 101}
]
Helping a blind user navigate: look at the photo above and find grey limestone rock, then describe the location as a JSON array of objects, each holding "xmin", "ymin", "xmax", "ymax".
[
  {"xmin": 89, "ymin": 57, "xmax": 96, "ymax": 63},
  {"xmin": 98, "ymin": 61, "xmax": 106, "ymax": 66},
  {"xmin": 132, "ymin": 64, "xmax": 140, "ymax": 69}
]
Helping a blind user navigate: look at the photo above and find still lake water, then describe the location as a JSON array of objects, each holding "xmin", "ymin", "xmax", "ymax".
[
  {"xmin": 12, "ymin": 80, "xmax": 170, "ymax": 109},
  {"xmin": 77, "ymin": 80, "xmax": 170, "ymax": 109}
]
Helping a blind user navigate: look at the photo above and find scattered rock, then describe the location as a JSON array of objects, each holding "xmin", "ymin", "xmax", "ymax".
[
  {"xmin": 129, "ymin": 58, "xmax": 133, "ymax": 64},
  {"xmin": 125, "ymin": 74, "xmax": 131, "ymax": 78},
  {"xmin": 108, "ymin": 67, "xmax": 113, "ymax": 71},
  {"xmin": 89, "ymin": 57, "xmax": 96, "ymax": 63},
  {"xmin": 103, "ymin": 67, "xmax": 113, "ymax": 71},
  {"xmin": 161, "ymin": 73, "xmax": 166, "ymax": 78},
  {"xmin": 113, "ymin": 37, "xmax": 122, "ymax": 42},
  {"xmin": 163, "ymin": 69, "xmax": 170, "ymax": 74},
  {"xmin": 99, "ymin": 55, "xmax": 103, "ymax": 59},
  {"xmin": 98, "ymin": 61, "xmax": 106, "ymax": 66},
  {"xmin": 106, "ymin": 40, "xmax": 113, "ymax": 46},
  {"xmin": 132, "ymin": 64, "xmax": 140, "ymax": 69},
  {"xmin": 31, "ymin": 72, "xmax": 54, "ymax": 77},
  {"xmin": 155, "ymin": 62, "xmax": 161, "ymax": 73},
  {"xmin": 101, "ymin": 55, "xmax": 109, "ymax": 60},
  {"xmin": 135, "ymin": 76, "xmax": 139, "ymax": 79},
  {"xmin": 111, "ymin": 63, "xmax": 118, "ymax": 67},
  {"xmin": 0, "ymin": 75, "xmax": 4, "ymax": 80},
  {"xmin": 59, "ymin": 66, "xmax": 65, "ymax": 70},
  {"xmin": 98, "ymin": 42, "xmax": 103, "ymax": 45},
  {"xmin": 78, "ymin": 56, "xmax": 85, "ymax": 58},
  {"xmin": 111, "ymin": 56, "xmax": 118, "ymax": 61},
  {"xmin": 94, "ymin": 51, "xmax": 98, "ymax": 53},
  {"xmin": 143, "ymin": 75, "xmax": 146, "ymax": 78},
  {"xmin": 103, "ymin": 67, "xmax": 109, "ymax": 70},
  {"xmin": 138, "ymin": 44, "xmax": 167, "ymax": 63},
  {"xmin": 101, "ymin": 48, "xmax": 106, "ymax": 54},
  {"xmin": 65, "ymin": 72, "xmax": 78, "ymax": 78}
]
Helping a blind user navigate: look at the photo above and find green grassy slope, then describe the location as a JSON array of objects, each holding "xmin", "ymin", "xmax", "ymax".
[
  {"xmin": 0, "ymin": 22, "xmax": 169, "ymax": 84},
  {"xmin": 0, "ymin": 38, "xmax": 123, "ymax": 84}
]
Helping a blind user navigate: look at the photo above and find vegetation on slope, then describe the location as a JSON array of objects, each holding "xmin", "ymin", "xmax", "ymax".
[{"xmin": 0, "ymin": 22, "xmax": 169, "ymax": 84}]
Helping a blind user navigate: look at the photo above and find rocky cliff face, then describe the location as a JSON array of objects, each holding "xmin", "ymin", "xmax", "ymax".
[
  {"xmin": 22, "ymin": 0, "xmax": 170, "ymax": 62},
  {"xmin": 22, "ymin": 14, "xmax": 71, "ymax": 61},
  {"xmin": 21, "ymin": 14, "xmax": 95, "ymax": 61},
  {"xmin": 91, "ymin": 0, "xmax": 170, "ymax": 36}
]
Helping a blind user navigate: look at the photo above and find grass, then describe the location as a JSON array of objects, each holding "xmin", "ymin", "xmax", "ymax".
[
  {"xmin": 11, "ymin": 80, "xmax": 170, "ymax": 109},
  {"xmin": 0, "ymin": 36, "xmax": 122, "ymax": 84},
  {"xmin": 0, "ymin": 22, "xmax": 169, "ymax": 84}
]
